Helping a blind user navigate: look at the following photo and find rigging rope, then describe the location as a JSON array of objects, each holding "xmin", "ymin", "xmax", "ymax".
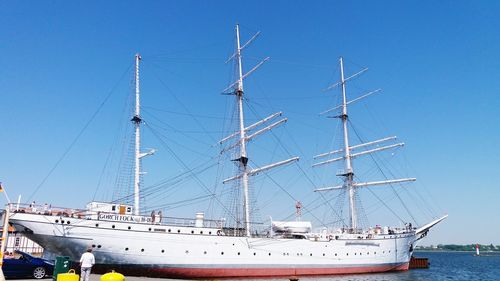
[
  {"xmin": 143, "ymin": 123, "xmax": 238, "ymax": 221},
  {"xmin": 244, "ymin": 101, "xmax": 348, "ymax": 228},
  {"xmin": 145, "ymin": 60, "xmax": 217, "ymax": 144},
  {"xmin": 27, "ymin": 62, "xmax": 134, "ymax": 202},
  {"xmin": 349, "ymin": 120, "xmax": 418, "ymax": 224}
]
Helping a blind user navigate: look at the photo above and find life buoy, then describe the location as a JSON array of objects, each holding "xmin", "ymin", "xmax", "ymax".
[{"xmin": 217, "ymin": 230, "xmax": 222, "ymax": 236}]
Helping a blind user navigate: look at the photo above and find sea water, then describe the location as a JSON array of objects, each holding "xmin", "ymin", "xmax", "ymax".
[
  {"xmin": 296, "ymin": 252, "xmax": 500, "ymax": 281},
  {"xmin": 93, "ymin": 252, "xmax": 500, "ymax": 281}
]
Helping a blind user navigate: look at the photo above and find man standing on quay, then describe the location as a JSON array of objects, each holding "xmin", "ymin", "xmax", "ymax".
[{"xmin": 79, "ymin": 248, "xmax": 95, "ymax": 281}]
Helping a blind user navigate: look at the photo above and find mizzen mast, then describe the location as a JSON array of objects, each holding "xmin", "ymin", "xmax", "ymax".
[
  {"xmin": 132, "ymin": 53, "xmax": 155, "ymax": 216},
  {"xmin": 313, "ymin": 57, "xmax": 416, "ymax": 233},
  {"xmin": 221, "ymin": 25, "xmax": 298, "ymax": 237}
]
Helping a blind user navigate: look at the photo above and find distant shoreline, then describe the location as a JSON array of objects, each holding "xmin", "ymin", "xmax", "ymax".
[
  {"xmin": 415, "ymin": 244, "xmax": 499, "ymax": 253},
  {"xmin": 415, "ymin": 250, "xmax": 500, "ymax": 254}
]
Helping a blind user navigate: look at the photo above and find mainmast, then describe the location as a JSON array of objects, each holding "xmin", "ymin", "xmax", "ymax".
[
  {"xmin": 235, "ymin": 25, "xmax": 251, "ymax": 237},
  {"xmin": 313, "ymin": 57, "xmax": 416, "ymax": 233},
  {"xmin": 221, "ymin": 25, "xmax": 299, "ymax": 237},
  {"xmin": 339, "ymin": 57, "xmax": 357, "ymax": 230}
]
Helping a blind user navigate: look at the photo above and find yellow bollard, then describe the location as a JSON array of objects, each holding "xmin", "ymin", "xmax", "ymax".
[
  {"xmin": 100, "ymin": 270, "xmax": 125, "ymax": 281},
  {"xmin": 57, "ymin": 269, "xmax": 79, "ymax": 281}
]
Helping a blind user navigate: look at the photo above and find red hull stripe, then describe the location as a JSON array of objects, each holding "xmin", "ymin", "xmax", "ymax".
[{"xmin": 94, "ymin": 263, "xmax": 409, "ymax": 278}]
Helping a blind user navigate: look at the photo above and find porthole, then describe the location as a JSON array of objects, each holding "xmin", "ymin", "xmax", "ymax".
[
  {"xmin": 204, "ymin": 251, "xmax": 207, "ymax": 254},
  {"xmin": 128, "ymin": 226, "xmax": 131, "ymax": 230},
  {"xmin": 112, "ymin": 225, "xmax": 115, "ymax": 229},
  {"xmin": 95, "ymin": 224, "xmax": 99, "ymax": 227},
  {"xmin": 97, "ymin": 245, "xmax": 101, "ymax": 248},
  {"xmin": 61, "ymin": 220, "xmax": 65, "ymax": 224},
  {"xmin": 141, "ymin": 249, "xmax": 144, "ymax": 252},
  {"xmin": 91, "ymin": 244, "xmax": 96, "ymax": 248},
  {"xmin": 168, "ymin": 229, "xmax": 171, "ymax": 233},
  {"xmin": 125, "ymin": 248, "xmax": 129, "ymax": 251},
  {"xmin": 322, "ymin": 253, "xmax": 325, "ymax": 256},
  {"xmin": 200, "ymin": 231, "xmax": 203, "ymax": 234},
  {"xmin": 148, "ymin": 228, "xmax": 152, "ymax": 231},
  {"xmin": 346, "ymin": 253, "xmax": 349, "ymax": 256},
  {"xmin": 191, "ymin": 230, "xmax": 194, "ymax": 234},
  {"xmin": 209, "ymin": 231, "xmax": 212, "ymax": 235},
  {"xmin": 310, "ymin": 253, "xmax": 312, "ymax": 256},
  {"xmin": 67, "ymin": 221, "xmax": 70, "ymax": 224},
  {"xmin": 177, "ymin": 229, "xmax": 181, "ymax": 233},
  {"xmin": 238, "ymin": 252, "xmax": 240, "ymax": 255},
  {"xmin": 355, "ymin": 253, "xmax": 357, "ymax": 255},
  {"xmin": 55, "ymin": 220, "xmax": 59, "ymax": 223},
  {"xmin": 269, "ymin": 253, "xmax": 271, "ymax": 256},
  {"xmin": 221, "ymin": 252, "xmax": 224, "ymax": 255},
  {"xmin": 335, "ymin": 253, "xmax": 337, "ymax": 256},
  {"xmin": 253, "ymin": 253, "xmax": 256, "ymax": 256},
  {"xmin": 162, "ymin": 250, "xmax": 165, "ymax": 253}
]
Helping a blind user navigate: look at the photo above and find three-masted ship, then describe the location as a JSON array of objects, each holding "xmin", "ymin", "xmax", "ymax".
[{"xmin": 8, "ymin": 25, "xmax": 446, "ymax": 278}]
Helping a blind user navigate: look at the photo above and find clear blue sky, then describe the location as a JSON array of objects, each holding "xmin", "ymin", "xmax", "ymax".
[{"xmin": 1, "ymin": 1, "xmax": 499, "ymax": 246}]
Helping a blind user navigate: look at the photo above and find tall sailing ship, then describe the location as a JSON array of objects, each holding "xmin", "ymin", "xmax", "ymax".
[{"xmin": 8, "ymin": 25, "xmax": 446, "ymax": 278}]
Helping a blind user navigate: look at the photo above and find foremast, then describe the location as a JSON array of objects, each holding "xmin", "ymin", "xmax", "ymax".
[
  {"xmin": 313, "ymin": 57, "xmax": 416, "ymax": 233},
  {"xmin": 221, "ymin": 25, "xmax": 299, "ymax": 237}
]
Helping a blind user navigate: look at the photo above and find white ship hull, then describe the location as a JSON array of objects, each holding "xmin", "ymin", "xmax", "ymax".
[{"xmin": 10, "ymin": 212, "xmax": 416, "ymax": 278}]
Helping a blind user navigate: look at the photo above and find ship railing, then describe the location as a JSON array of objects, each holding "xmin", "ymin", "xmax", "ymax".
[
  {"xmin": 10, "ymin": 203, "xmax": 266, "ymax": 232},
  {"xmin": 155, "ymin": 216, "xmax": 224, "ymax": 229},
  {"xmin": 8, "ymin": 203, "xmax": 225, "ymax": 228},
  {"xmin": 305, "ymin": 226, "xmax": 415, "ymax": 240},
  {"xmin": 9, "ymin": 203, "xmax": 88, "ymax": 218}
]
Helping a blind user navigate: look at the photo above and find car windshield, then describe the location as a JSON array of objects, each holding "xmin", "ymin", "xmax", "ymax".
[{"xmin": 16, "ymin": 251, "xmax": 33, "ymax": 261}]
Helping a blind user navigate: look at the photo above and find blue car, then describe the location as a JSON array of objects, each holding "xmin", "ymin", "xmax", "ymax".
[{"xmin": 3, "ymin": 250, "xmax": 54, "ymax": 279}]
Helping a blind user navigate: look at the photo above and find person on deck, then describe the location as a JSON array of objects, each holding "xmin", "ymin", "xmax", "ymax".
[
  {"xmin": 30, "ymin": 201, "xmax": 37, "ymax": 213},
  {"xmin": 151, "ymin": 210, "xmax": 156, "ymax": 224},
  {"xmin": 157, "ymin": 211, "xmax": 163, "ymax": 224}
]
